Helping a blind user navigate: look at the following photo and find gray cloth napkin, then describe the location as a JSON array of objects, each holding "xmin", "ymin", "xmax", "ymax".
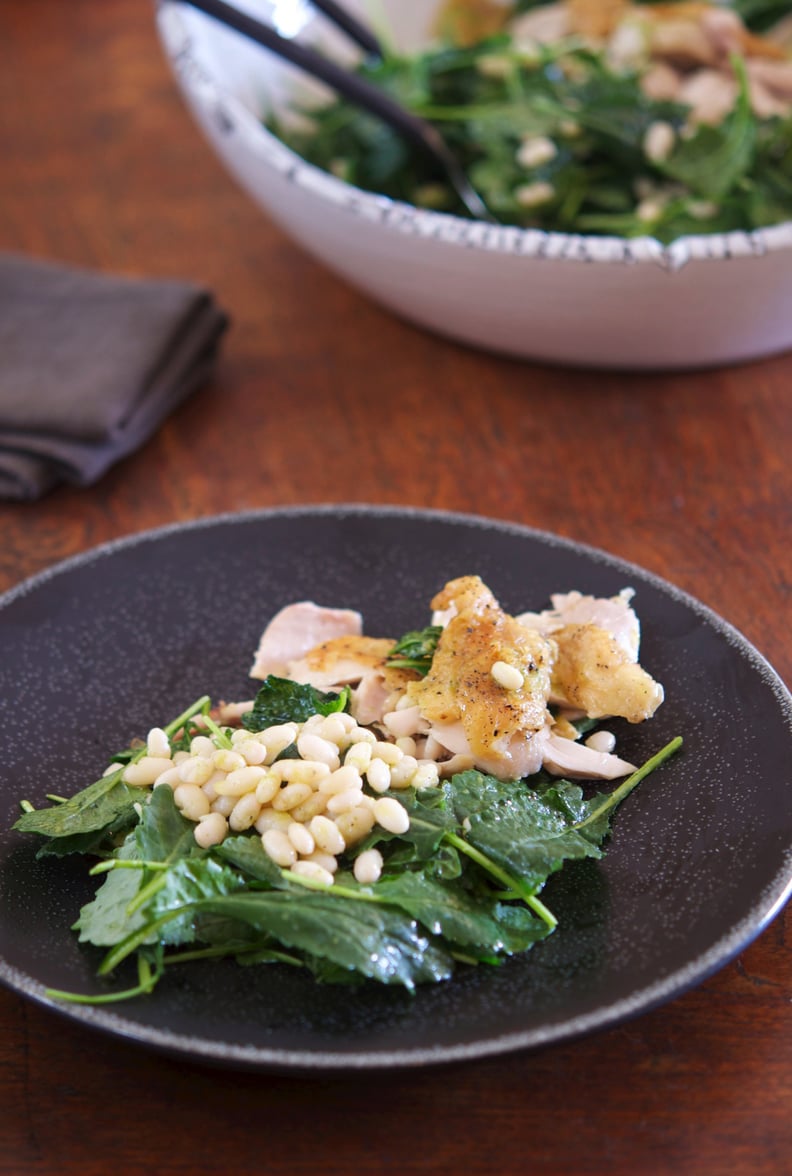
[{"xmin": 0, "ymin": 253, "xmax": 228, "ymax": 501}]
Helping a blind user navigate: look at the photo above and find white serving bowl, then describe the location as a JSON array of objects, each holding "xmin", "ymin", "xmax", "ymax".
[{"xmin": 157, "ymin": 0, "xmax": 792, "ymax": 369}]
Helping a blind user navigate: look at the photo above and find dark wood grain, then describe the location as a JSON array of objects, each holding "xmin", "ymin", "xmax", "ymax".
[{"xmin": 0, "ymin": 3, "xmax": 790, "ymax": 1173}]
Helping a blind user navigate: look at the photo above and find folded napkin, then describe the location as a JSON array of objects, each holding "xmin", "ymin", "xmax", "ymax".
[{"xmin": 0, "ymin": 253, "xmax": 229, "ymax": 501}]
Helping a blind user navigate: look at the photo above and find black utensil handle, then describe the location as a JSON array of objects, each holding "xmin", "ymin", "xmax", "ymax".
[
  {"xmin": 179, "ymin": 0, "xmax": 438, "ymax": 157},
  {"xmin": 176, "ymin": 0, "xmax": 496, "ymax": 221},
  {"xmin": 309, "ymin": 0, "xmax": 383, "ymax": 59}
]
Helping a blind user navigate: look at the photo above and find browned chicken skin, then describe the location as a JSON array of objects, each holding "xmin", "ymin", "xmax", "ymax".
[
  {"xmin": 407, "ymin": 576, "xmax": 555, "ymax": 777},
  {"xmin": 551, "ymin": 623, "xmax": 664, "ymax": 722}
]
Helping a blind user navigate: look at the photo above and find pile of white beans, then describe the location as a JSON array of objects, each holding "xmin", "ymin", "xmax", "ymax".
[{"xmin": 118, "ymin": 711, "xmax": 441, "ymax": 887}]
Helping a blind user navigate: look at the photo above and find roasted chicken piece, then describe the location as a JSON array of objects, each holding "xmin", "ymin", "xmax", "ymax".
[
  {"xmin": 406, "ymin": 576, "xmax": 555, "ymax": 778},
  {"xmin": 246, "ymin": 575, "xmax": 663, "ymax": 782},
  {"xmin": 518, "ymin": 588, "xmax": 640, "ymax": 659},
  {"xmin": 550, "ymin": 623, "xmax": 664, "ymax": 722},
  {"xmin": 286, "ymin": 635, "xmax": 395, "ymax": 687},
  {"xmin": 434, "ymin": 0, "xmax": 514, "ymax": 46},
  {"xmin": 518, "ymin": 587, "xmax": 663, "ymax": 722},
  {"xmin": 250, "ymin": 601, "xmax": 362, "ymax": 679}
]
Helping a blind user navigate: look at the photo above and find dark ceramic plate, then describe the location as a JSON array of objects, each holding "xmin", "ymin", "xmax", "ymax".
[{"xmin": 1, "ymin": 506, "xmax": 791, "ymax": 1072}]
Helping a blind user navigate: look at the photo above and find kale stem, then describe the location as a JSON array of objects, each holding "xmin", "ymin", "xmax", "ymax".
[
  {"xmin": 573, "ymin": 736, "xmax": 683, "ymax": 832},
  {"xmin": 200, "ymin": 712, "xmax": 234, "ymax": 750},
  {"xmin": 280, "ymin": 869, "xmax": 379, "ymax": 902},
  {"xmin": 89, "ymin": 859, "xmax": 169, "ymax": 875},
  {"xmin": 44, "ymin": 982, "xmax": 151, "ymax": 1005},
  {"xmin": 124, "ymin": 870, "xmax": 169, "ymax": 917},
  {"xmin": 524, "ymin": 892, "xmax": 557, "ymax": 928},
  {"xmin": 46, "ymin": 952, "xmax": 163, "ymax": 1004},
  {"xmin": 98, "ymin": 908, "xmax": 192, "ymax": 975},
  {"xmin": 163, "ymin": 695, "xmax": 212, "ymax": 740},
  {"xmin": 444, "ymin": 832, "xmax": 557, "ymax": 929},
  {"xmin": 91, "ymin": 695, "xmax": 215, "ymax": 790},
  {"xmin": 163, "ymin": 944, "xmax": 303, "ymax": 967}
]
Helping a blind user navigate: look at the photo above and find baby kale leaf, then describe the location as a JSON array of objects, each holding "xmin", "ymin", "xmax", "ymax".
[
  {"xmin": 74, "ymin": 788, "xmax": 211, "ymax": 950},
  {"xmin": 386, "ymin": 625, "xmax": 443, "ymax": 675},
  {"xmin": 367, "ymin": 868, "xmax": 550, "ymax": 954},
  {"xmin": 732, "ymin": 0, "xmax": 791, "ymax": 31},
  {"xmin": 13, "ymin": 770, "xmax": 139, "ymax": 845},
  {"xmin": 213, "ymin": 832, "xmax": 285, "ymax": 884},
  {"xmin": 186, "ymin": 890, "xmax": 455, "ymax": 989},
  {"xmin": 150, "ymin": 857, "xmax": 247, "ymax": 946},
  {"xmin": 359, "ymin": 787, "xmax": 457, "ymax": 862},
  {"xmin": 74, "ymin": 835, "xmax": 151, "ymax": 948},
  {"xmin": 13, "ymin": 695, "xmax": 211, "ymax": 850},
  {"xmin": 135, "ymin": 783, "xmax": 200, "ymax": 863},
  {"xmin": 242, "ymin": 676, "xmax": 350, "ymax": 730},
  {"xmin": 445, "ymin": 770, "xmax": 605, "ymax": 893}
]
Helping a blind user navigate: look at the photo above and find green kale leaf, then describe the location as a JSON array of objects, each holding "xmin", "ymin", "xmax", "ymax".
[
  {"xmin": 186, "ymin": 890, "xmax": 455, "ymax": 989},
  {"xmin": 386, "ymin": 625, "xmax": 443, "ymax": 675},
  {"xmin": 74, "ymin": 836, "xmax": 151, "ymax": 948},
  {"xmin": 213, "ymin": 832, "xmax": 285, "ymax": 884},
  {"xmin": 241, "ymin": 676, "xmax": 350, "ymax": 730},
  {"xmin": 444, "ymin": 770, "xmax": 605, "ymax": 893},
  {"xmin": 13, "ymin": 695, "xmax": 211, "ymax": 851},
  {"xmin": 13, "ymin": 770, "xmax": 139, "ymax": 844},
  {"xmin": 732, "ymin": 0, "xmax": 791, "ymax": 31},
  {"xmin": 150, "ymin": 857, "xmax": 247, "ymax": 946},
  {"xmin": 363, "ymin": 868, "xmax": 550, "ymax": 954},
  {"xmin": 135, "ymin": 783, "xmax": 201, "ymax": 864}
]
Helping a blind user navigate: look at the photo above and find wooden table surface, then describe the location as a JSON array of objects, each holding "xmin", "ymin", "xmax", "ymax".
[{"xmin": 1, "ymin": 3, "xmax": 791, "ymax": 1173}]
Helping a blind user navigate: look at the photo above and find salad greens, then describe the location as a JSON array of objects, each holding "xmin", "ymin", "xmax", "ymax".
[
  {"xmin": 240, "ymin": 676, "xmax": 350, "ymax": 730},
  {"xmin": 13, "ymin": 696, "xmax": 212, "ymax": 859},
  {"xmin": 267, "ymin": 2, "xmax": 792, "ymax": 243},
  {"xmin": 13, "ymin": 684, "xmax": 681, "ymax": 1003},
  {"xmin": 386, "ymin": 625, "xmax": 444, "ymax": 675}
]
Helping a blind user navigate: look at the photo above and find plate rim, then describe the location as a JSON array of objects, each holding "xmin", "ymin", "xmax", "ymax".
[{"xmin": 1, "ymin": 502, "xmax": 791, "ymax": 1071}]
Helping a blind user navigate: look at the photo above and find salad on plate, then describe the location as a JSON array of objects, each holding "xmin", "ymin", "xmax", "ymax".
[{"xmin": 13, "ymin": 575, "xmax": 680, "ymax": 1001}]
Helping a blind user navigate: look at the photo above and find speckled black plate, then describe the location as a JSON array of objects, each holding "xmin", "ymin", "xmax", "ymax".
[{"xmin": 1, "ymin": 506, "xmax": 791, "ymax": 1073}]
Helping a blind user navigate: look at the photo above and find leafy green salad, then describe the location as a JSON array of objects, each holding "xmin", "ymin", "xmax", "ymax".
[
  {"xmin": 14, "ymin": 634, "xmax": 681, "ymax": 1004},
  {"xmin": 268, "ymin": 0, "xmax": 792, "ymax": 243}
]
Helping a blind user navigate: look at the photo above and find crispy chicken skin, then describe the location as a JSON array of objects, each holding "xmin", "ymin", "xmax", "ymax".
[
  {"xmin": 518, "ymin": 588, "xmax": 663, "ymax": 722},
  {"xmin": 550, "ymin": 623, "xmax": 664, "ymax": 722},
  {"xmin": 406, "ymin": 576, "xmax": 555, "ymax": 777},
  {"xmin": 287, "ymin": 635, "xmax": 395, "ymax": 686}
]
